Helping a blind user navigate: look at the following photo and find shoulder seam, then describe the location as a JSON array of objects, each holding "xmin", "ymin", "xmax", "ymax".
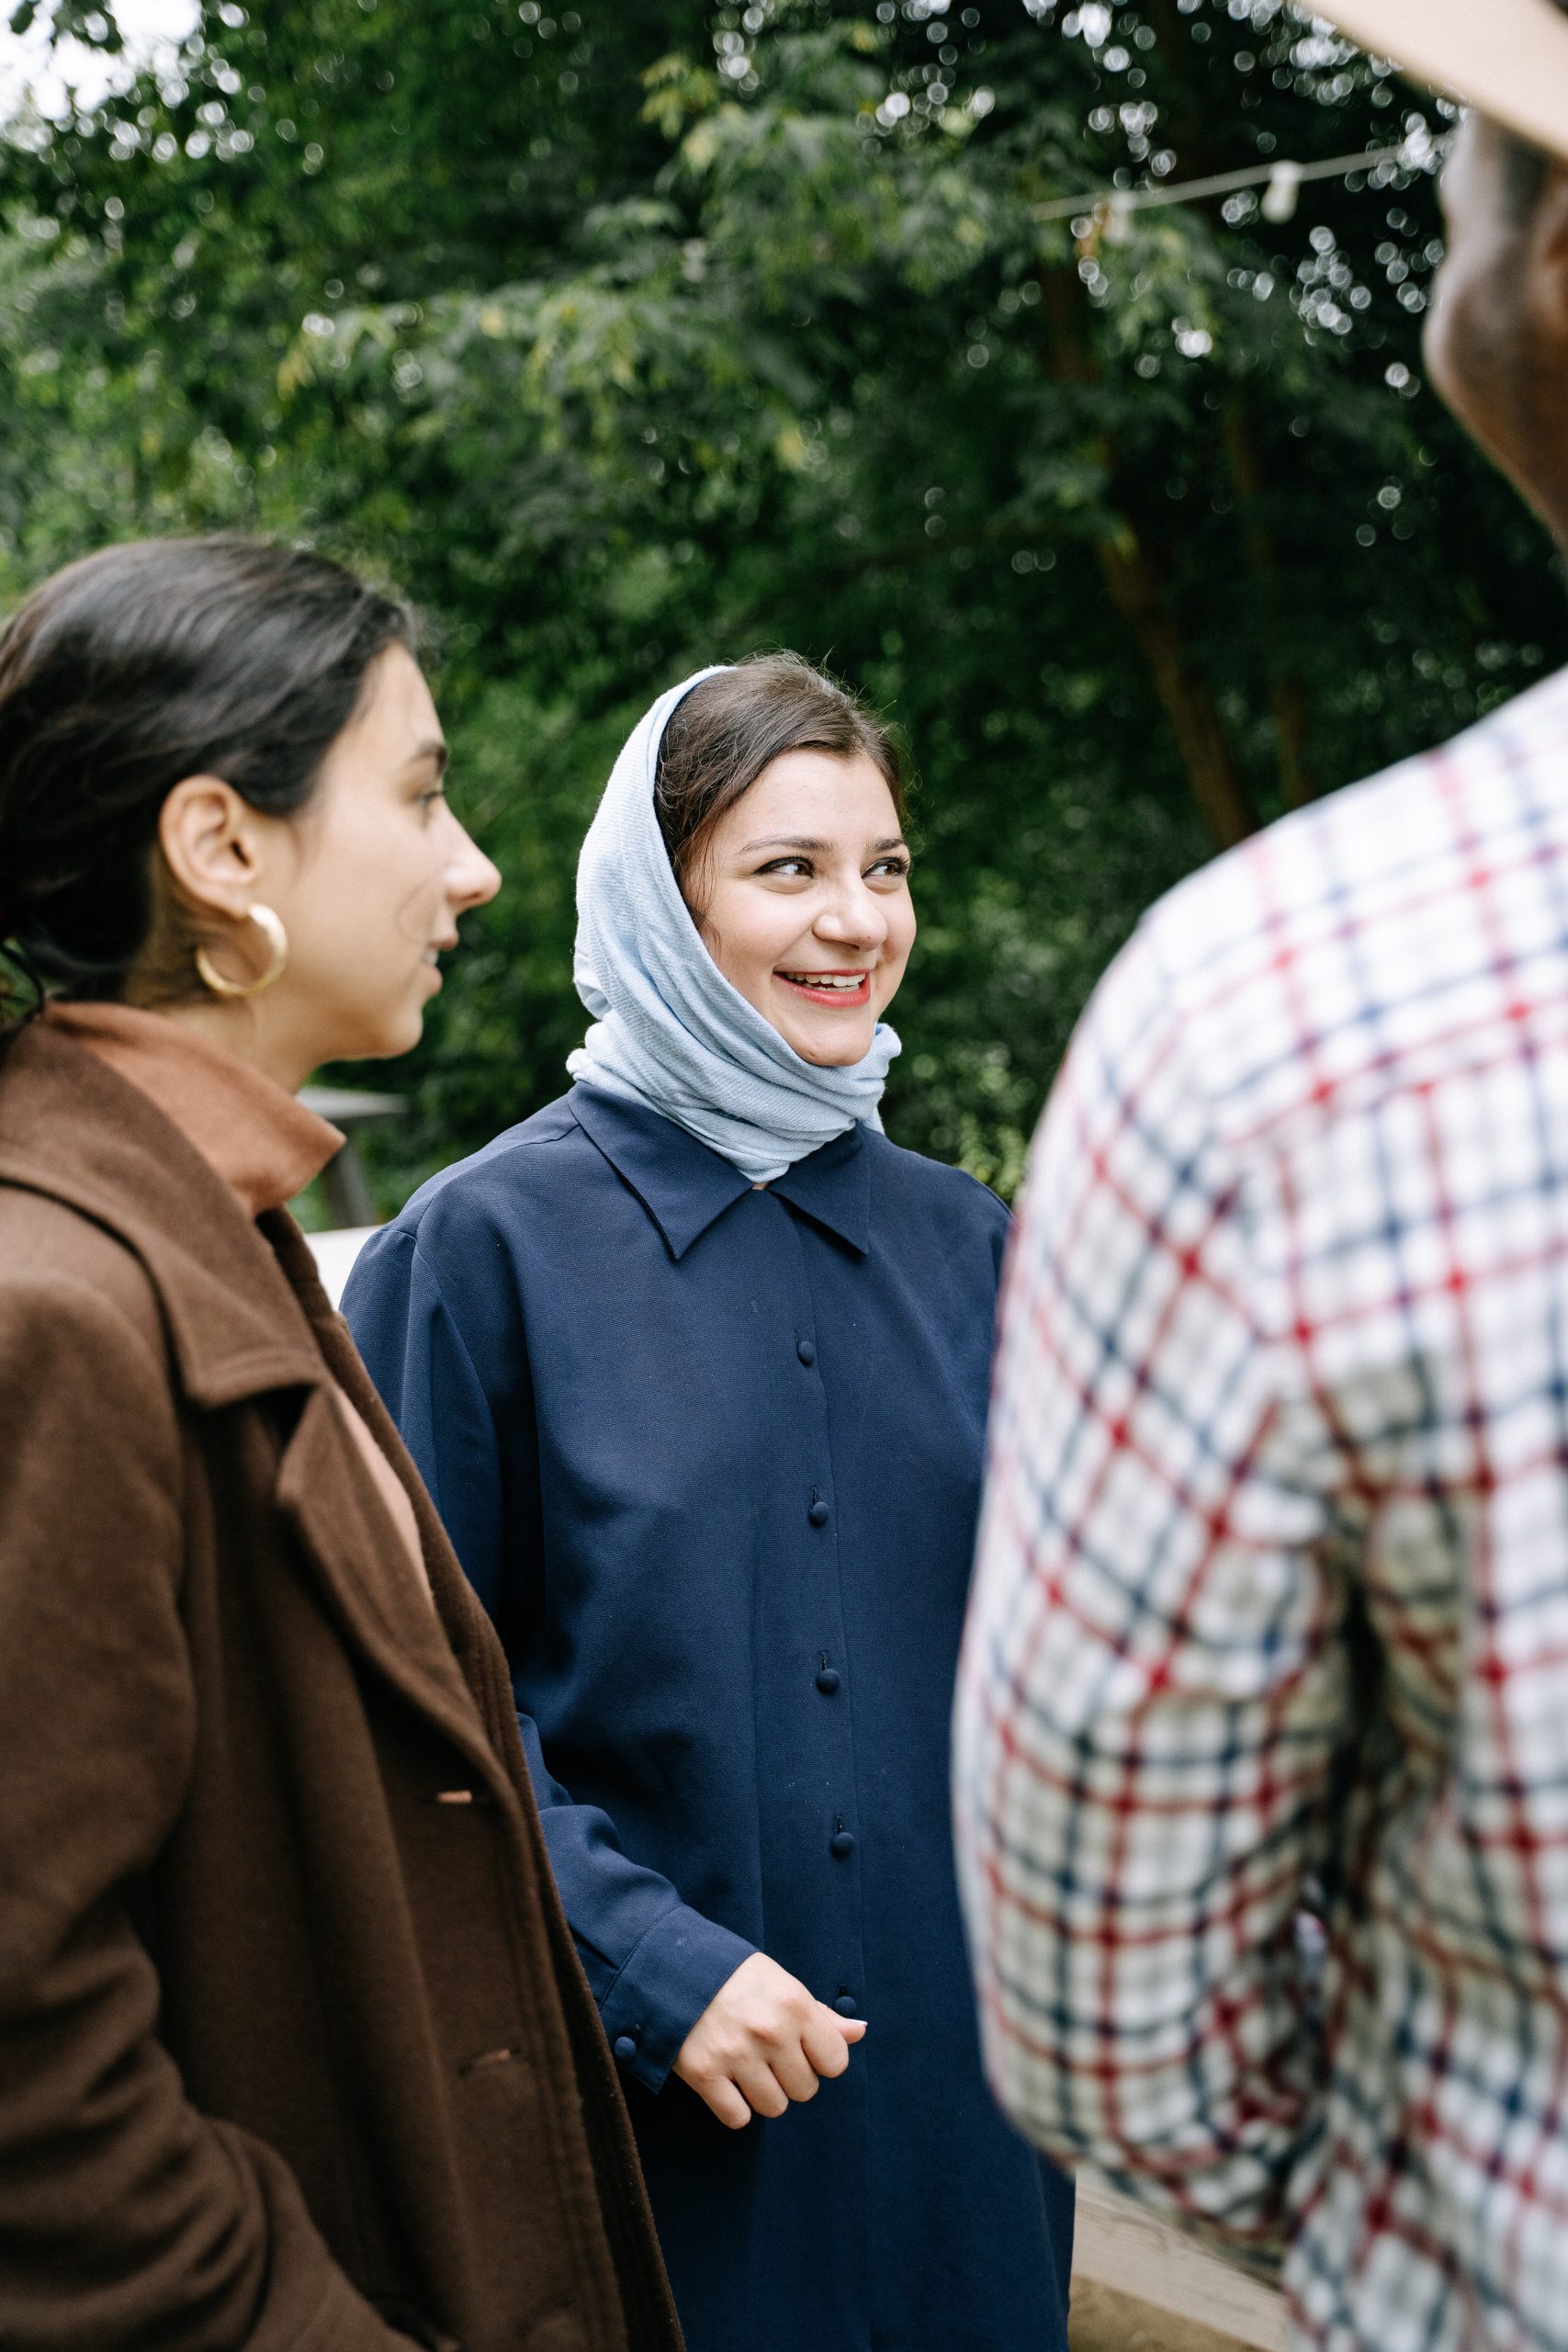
[{"xmin": 393, "ymin": 1115, "xmax": 583, "ymax": 1238}]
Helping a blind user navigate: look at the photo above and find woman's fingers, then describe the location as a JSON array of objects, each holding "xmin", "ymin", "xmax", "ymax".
[
  {"xmin": 733, "ymin": 2056, "xmax": 791, "ymax": 2120},
  {"xmin": 694, "ymin": 2070, "xmax": 754, "ymax": 2131},
  {"xmin": 801, "ymin": 2003, "xmax": 858, "ymax": 2080},
  {"xmin": 671, "ymin": 1954, "xmax": 868, "ymax": 2127},
  {"xmin": 767, "ymin": 2035, "xmax": 824, "ymax": 2103}
]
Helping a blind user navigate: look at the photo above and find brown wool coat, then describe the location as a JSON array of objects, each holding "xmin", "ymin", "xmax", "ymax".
[{"xmin": 0, "ymin": 1018, "xmax": 684, "ymax": 2352}]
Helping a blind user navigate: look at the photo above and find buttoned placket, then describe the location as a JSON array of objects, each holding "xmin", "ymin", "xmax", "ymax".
[{"xmin": 751, "ymin": 1191, "xmax": 867, "ymax": 2027}]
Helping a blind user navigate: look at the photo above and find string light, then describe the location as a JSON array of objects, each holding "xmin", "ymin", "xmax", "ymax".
[{"xmin": 1036, "ymin": 130, "xmax": 1447, "ymax": 239}]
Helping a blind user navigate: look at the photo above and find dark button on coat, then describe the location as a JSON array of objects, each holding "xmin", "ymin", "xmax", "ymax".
[
  {"xmin": 347, "ymin": 1085, "xmax": 1073, "ymax": 2352},
  {"xmin": 0, "ymin": 1027, "xmax": 681, "ymax": 2352}
]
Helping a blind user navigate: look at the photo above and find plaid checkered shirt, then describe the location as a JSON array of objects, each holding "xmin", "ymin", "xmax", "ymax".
[{"xmin": 953, "ymin": 667, "xmax": 1568, "ymax": 2352}]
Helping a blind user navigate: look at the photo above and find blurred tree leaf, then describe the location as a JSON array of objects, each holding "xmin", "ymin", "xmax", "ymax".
[{"xmin": 1, "ymin": 0, "xmax": 1562, "ymax": 1200}]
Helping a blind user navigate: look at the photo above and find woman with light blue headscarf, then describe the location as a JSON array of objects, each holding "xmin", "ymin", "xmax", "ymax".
[{"xmin": 345, "ymin": 655, "xmax": 1074, "ymax": 2352}]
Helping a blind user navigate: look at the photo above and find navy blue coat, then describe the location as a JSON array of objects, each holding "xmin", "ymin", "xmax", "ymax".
[{"xmin": 344, "ymin": 1084, "xmax": 1073, "ymax": 2352}]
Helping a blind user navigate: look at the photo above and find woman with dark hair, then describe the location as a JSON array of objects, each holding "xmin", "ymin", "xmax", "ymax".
[
  {"xmin": 0, "ymin": 537, "xmax": 683, "ymax": 2352},
  {"xmin": 345, "ymin": 658, "xmax": 1075, "ymax": 2352}
]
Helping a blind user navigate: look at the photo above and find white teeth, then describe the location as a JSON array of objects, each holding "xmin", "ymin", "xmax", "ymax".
[{"xmin": 782, "ymin": 972, "xmax": 863, "ymax": 990}]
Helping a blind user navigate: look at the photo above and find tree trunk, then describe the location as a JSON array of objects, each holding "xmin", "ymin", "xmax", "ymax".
[
  {"xmin": 1094, "ymin": 521, "xmax": 1260, "ymax": 848},
  {"xmin": 1221, "ymin": 401, "xmax": 1316, "ymax": 808},
  {"xmin": 1037, "ymin": 268, "xmax": 1260, "ymax": 849},
  {"xmin": 1143, "ymin": 4, "xmax": 1319, "ymax": 809}
]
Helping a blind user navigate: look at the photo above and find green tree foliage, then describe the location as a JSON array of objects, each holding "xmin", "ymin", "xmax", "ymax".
[{"xmin": 3, "ymin": 0, "xmax": 1562, "ymax": 1199}]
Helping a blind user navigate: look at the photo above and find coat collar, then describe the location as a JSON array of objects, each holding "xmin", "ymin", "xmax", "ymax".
[
  {"xmin": 570, "ymin": 1081, "xmax": 871, "ymax": 1259},
  {"xmin": 0, "ymin": 1016, "xmax": 325, "ymax": 1408},
  {"xmin": 772, "ymin": 1124, "xmax": 872, "ymax": 1256},
  {"xmin": 45, "ymin": 1000, "xmax": 344, "ymax": 1218}
]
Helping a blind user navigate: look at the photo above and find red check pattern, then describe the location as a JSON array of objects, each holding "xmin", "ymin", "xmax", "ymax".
[{"xmin": 954, "ymin": 669, "xmax": 1568, "ymax": 2351}]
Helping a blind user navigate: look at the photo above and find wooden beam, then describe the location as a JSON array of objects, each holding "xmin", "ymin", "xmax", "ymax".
[{"xmin": 1070, "ymin": 2177, "xmax": 1288, "ymax": 2352}]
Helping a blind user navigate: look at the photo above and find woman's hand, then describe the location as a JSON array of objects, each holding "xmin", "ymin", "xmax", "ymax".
[{"xmin": 672, "ymin": 1952, "xmax": 865, "ymax": 2130}]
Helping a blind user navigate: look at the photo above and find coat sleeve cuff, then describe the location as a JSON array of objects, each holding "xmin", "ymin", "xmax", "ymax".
[{"xmin": 596, "ymin": 1905, "xmax": 755, "ymax": 2094}]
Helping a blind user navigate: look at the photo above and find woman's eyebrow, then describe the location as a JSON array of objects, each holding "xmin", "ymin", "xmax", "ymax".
[
  {"xmin": 739, "ymin": 833, "xmax": 909, "ymax": 855},
  {"xmin": 405, "ymin": 738, "xmax": 450, "ymax": 775}
]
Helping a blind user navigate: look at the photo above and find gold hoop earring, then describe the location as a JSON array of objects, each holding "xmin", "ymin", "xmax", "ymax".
[{"xmin": 195, "ymin": 904, "xmax": 288, "ymax": 1001}]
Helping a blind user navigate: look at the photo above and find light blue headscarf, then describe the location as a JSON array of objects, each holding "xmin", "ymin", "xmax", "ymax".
[{"xmin": 566, "ymin": 666, "xmax": 902, "ymax": 1183}]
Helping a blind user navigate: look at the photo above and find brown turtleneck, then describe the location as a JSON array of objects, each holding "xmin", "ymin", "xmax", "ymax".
[{"xmin": 45, "ymin": 1001, "xmax": 433, "ymax": 1605}]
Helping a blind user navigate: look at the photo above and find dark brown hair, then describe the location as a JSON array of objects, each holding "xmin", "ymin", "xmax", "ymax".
[
  {"xmin": 654, "ymin": 652, "xmax": 906, "ymax": 904},
  {"xmin": 0, "ymin": 535, "xmax": 414, "ymax": 1008}
]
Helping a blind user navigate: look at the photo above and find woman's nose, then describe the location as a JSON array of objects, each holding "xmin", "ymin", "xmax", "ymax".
[
  {"xmin": 818, "ymin": 882, "xmax": 886, "ymax": 948},
  {"xmin": 446, "ymin": 814, "xmax": 502, "ymax": 914}
]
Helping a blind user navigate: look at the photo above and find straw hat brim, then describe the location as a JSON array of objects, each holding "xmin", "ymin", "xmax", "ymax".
[{"xmin": 1302, "ymin": 0, "xmax": 1568, "ymax": 166}]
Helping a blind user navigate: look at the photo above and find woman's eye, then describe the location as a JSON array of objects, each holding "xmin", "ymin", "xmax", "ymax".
[
  {"xmin": 759, "ymin": 857, "xmax": 811, "ymax": 878},
  {"xmin": 869, "ymin": 857, "xmax": 910, "ymax": 879}
]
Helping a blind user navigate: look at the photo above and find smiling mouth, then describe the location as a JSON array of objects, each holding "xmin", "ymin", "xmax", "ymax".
[{"xmin": 776, "ymin": 969, "xmax": 872, "ymax": 1007}]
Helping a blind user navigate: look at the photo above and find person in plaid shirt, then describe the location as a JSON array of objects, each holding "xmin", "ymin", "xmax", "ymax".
[{"xmin": 953, "ymin": 6, "xmax": 1568, "ymax": 2346}]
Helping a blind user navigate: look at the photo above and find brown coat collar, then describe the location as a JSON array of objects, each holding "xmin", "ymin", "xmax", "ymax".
[
  {"xmin": 0, "ymin": 1014, "xmax": 501, "ymax": 1755},
  {"xmin": 0, "ymin": 1015, "xmax": 326, "ymax": 1408}
]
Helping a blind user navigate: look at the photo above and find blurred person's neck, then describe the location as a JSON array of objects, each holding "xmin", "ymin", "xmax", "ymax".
[{"xmin": 118, "ymin": 978, "xmax": 319, "ymax": 1098}]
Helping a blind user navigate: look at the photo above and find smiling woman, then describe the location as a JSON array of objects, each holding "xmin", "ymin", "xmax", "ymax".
[
  {"xmin": 344, "ymin": 651, "xmax": 1077, "ymax": 2352},
  {"xmin": 659, "ymin": 658, "xmax": 915, "ymax": 1068},
  {"xmin": 698, "ymin": 758, "xmax": 912, "ymax": 1047}
]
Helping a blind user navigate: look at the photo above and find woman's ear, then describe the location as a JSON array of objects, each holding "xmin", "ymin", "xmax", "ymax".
[{"xmin": 156, "ymin": 775, "xmax": 267, "ymax": 922}]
